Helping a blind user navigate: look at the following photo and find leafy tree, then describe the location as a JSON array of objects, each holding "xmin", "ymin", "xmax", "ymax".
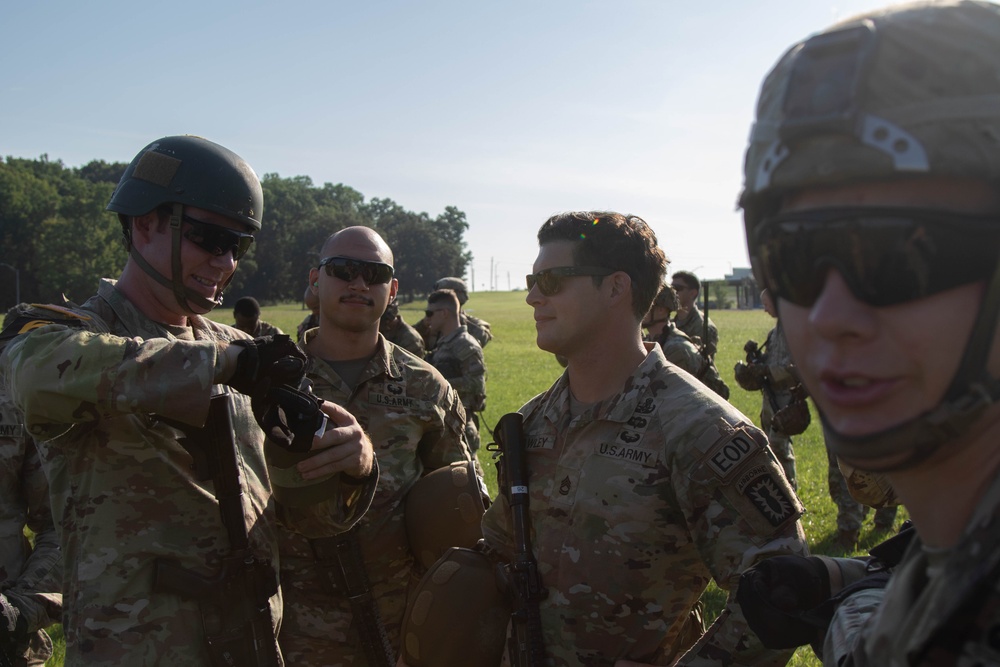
[{"xmin": 0, "ymin": 155, "xmax": 473, "ymax": 311}]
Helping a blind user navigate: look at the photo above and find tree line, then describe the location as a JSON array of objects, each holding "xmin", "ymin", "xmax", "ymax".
[{"xmin": 0, "ymin": 154, "xmax": 472, "ymax": 311}]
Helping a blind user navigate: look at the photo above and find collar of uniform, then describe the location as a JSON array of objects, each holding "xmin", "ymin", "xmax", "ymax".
[
  {"xmin": 539, "ymin": 343, "xmax": 665, "ymax": 426},
  {"xmin": 98, "ymin": 277, "xmax": 204, "ymax": 341}
]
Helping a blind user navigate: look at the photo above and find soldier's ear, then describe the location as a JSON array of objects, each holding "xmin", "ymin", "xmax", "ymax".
[{"xmin": 608, "ymin": 271, "xmax": 632, "ymax": 300}]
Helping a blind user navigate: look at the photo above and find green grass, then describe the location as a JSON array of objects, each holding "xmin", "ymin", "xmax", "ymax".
[{"xmin": 40, "ymin": 294, "xmax": 903, "ymax": 666}]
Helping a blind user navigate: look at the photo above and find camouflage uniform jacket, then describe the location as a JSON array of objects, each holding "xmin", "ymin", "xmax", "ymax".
[
  {"xmin": 461, "ymin": 311, "xmax": 493, "ymax": 348},
  {"xmin": 674, "ymin": 305, "xmax": 719, "ymax": 357},
  {"xmin": 654, "ymin": 321, "xmax": 702, "ymax": 376},
  {"xmin": 237, "ymin": 319, "xmax": 283, "ymax": 337},
  {"xmin": 296, "ymin": 313, "xmax": 318, "ymax": 343},
  {"xmin": 0, "ymin": 366, "xmax": 61, "ymax": 665},
  {"xmin": 824, "ymin": 471, "xmax": 1000, "ymax": 667},
  {"xmin": 481, "ymin": 343, "xmax": 807, "ymax": 666},
  {"xmin": 426, "ymin": 325, "xmax": 486, "ymax": 412},
  {"xmin": 0, "ymin": 279, "xmax": 370, "ymax": 666},
  {"xmin": 656, "ymin": 324, "xmax": 729, "ymax": 401},
  {"xmin": 382, "ymin": 316, "xmax": 426, "ymax": 358},
  {"xmin": 278, "ymin": 331, "xmax": 472, "ymax": 665},
  {"xmin": 759, "ymin": 324, "xmax": 797, "ymax": 405}
]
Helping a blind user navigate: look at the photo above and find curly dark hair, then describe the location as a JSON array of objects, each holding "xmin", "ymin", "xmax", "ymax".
[{"xmin": 537, "ymin": 211, "xmax": 668, "ymax": 319}]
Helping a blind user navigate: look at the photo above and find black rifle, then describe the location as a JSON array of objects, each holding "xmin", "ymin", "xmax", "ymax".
[
  {"xmin": 496, "ymin": 412, "xmax": 547, "ymax": 667},
  {"xmin": 310, "ymin": 530, "xmax": 395, "ymax": 667},
  {"xmin": 153, "ymin": 393, "xmax": 281, "ymax": 667}
]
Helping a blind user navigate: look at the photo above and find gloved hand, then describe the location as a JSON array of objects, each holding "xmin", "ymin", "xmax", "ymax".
[
  {"xmin": 0, "ymin": 592, "xmax": 27, "ymax": 646},
  {"xmin": 734, "ymin": 361, "xmax": 768, "ymax": 391},
  {"xmin": 256, "ymin": 385, "xmax": 326, "ymax": 453},
  {"xmin": 226, "ymin": 334, "xmax": 306, "ymax": 397},
  {"xmin": 736, "ymin": 555, "xmax": 869, "ymax": 649}
]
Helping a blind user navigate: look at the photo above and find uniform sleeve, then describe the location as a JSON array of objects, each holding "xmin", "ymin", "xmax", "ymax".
[
  {"xmin": 674, "ymin": 421, "xmax": 807, "ymax": 666},
  {"xmin": 3, "ymin": 324, "xmax": 219, "ymax": 434},
  {"xmin": 418, "ymin": 384, "xmax": 473, "ymax": 471},
  {"xmin": 451, "ymin": 342, "xmax": 486, "ymax": 408},
  {"xmin": 822, "ymin": 588, "xmax": 883, "ymax": 667},
  {"xmin": 4, "ymin": 439, "xmax": 62, "ymax": 633}
]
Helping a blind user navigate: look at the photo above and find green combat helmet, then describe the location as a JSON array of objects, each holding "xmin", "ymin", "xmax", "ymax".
[
  {"xmin": 107, "ymin": 135, "xmax": 263, "ymax": 313},
  {"xmin": 434, "ymin": 277, "xmax": 468, "ymax": 305},
  {"xmin": 740, "ymin": 0, "xmax": 1000, "ymax": 470}
]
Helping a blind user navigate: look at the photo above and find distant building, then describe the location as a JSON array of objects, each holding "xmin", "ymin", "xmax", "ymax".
[{"xmin": 721, "ymin": 268, "xmax": 759, "ymax": 309}]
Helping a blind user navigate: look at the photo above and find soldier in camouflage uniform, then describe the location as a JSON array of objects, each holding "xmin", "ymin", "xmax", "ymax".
[
  {"xmin": 480, "ymin": 211, "xmax": 808, "ymax": 666},
  {"xmin": 670, "ymin": 271, "xmax": 719, "ymax": 357},
  {"xmin": 735, "ymin": 4, "xmax": 1000, "ymax": 663},
  {"xmin": 297, "ymin": 283, "xmax": 320, "ymax": 343},
  {"xmin": 423, "ymin": 289, "xmax": 487, "ymax": 452},
  {"xmin": 277, "ymin": 226, "xmax": 474, "ymax": 665},
  {"xmin": 421, "ymin": 276, "xmax": 493, "ymax": 351},
  {"xmin": 0, "ymin": 309, "xmax": 61, "ymax": 667},
  {"xmin": 379, "ymin": 298, "xmax": 426, "ymax": 358},
  {"xmin": 0, "ymin": 136, "xmax": 375, "ymax": 667},
  {"xmin": 644, "ymin": 284, "xmax": 730, "ymax": 399},
  {"xmin": 232, "ymin": 295, "xmax": 283, "ymax": 337},
  {"xmin": 733, "ymin": 289, "xmax": 800, "ymax": 489}
]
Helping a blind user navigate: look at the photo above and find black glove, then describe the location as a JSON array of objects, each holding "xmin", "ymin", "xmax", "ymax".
[
  {"xmin": 256, "ymin": 385, "xmax": 326, "ymax": 453},
  {"xmin": 0, "ymin": 592, "xmax": 27, "ymax": 648},
  {"xmin": 227, "ymin": 334, "xmax": 306, "ymax": 397},
  {"xmin": 737, "ymin": 555, "xmax": 852, "ymax": 649}
]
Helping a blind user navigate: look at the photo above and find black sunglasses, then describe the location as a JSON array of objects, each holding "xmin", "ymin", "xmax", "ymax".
[
  {"xmin": 752, "ymin": 207, "xmax": 1000, "ymax": 308},
  {"xmin": 182, "ymin": 215, "xmax": 255, "ymax": 260},
  {"xmin": 526, "ymin": 266, "xmax": 615, "ymax": 296},
  {"xmin": 319, "ymin": 256, "xmax": 394, "ymax": 285}
]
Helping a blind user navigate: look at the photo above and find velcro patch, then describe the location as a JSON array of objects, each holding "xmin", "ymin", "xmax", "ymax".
[
  {"xmin": 704, "ymin": 427, "xmax": 761, "ymax": 480},
  {"xmin": 738, "ymin": 467, "xmax": 798, "ymax": 527},
  {"xmin": 369, "ymin": 391, "xmax": 416, "ymax": 409},
  {"xmin": 596, "ymin": 442, "xmax": 658, "ymax": 467},
  {"xmin": 526, "ymin": 436, "xmax": 554, "ymax": 451},
  {"xmin": 0, "ymin": 422, "xmax": 24, "ymax": 438}
]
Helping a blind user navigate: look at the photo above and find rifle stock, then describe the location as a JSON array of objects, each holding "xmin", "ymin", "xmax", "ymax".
[
  {"xmin": 153, "ymin": 393, "xmax": 281, "ymax": 667},
  {"xmin": 496, "ymin": 412, "xmax": 547, "ymax": 667}
]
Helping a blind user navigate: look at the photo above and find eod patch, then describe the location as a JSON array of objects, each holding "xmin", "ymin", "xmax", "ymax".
[{"xmin": 702, "ymin": 425, "xmax": 802, "ymax": 532}]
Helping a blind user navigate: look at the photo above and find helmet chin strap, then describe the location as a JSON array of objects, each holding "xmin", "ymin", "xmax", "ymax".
[
  {"xmin": 825, "ymin": 260, "xmax": 1000, "ymax": 472},
  {"xmin": 128, "ymin": 203, "xmax": 230, "ymax": 315}
]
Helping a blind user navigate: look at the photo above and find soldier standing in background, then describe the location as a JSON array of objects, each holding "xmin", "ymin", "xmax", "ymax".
[
  {"xmin": 670, "ymin": 270, "xmax": 719, "ymax": 356},
  {"xmin": 277, "ymin": 227, "xmax": 474, "ymax": 665},
  {"xmin": 643, "ymin": 285, "xmax": 729, "ymax": 399},
  {"xmin": 479, "ymin": 211, "xmax": 807, "ymax": 666},
  {"xmin": 0, "ymin": 135, "xmax": 375, "ymax": 666},
  {"xmin": 420, "ymin": 276, "xmax": 492, "ymax": 352},
  {"xmin": 0, "ymin": 309, "xmax": 61, "ymax": 666},
  {"xmin": 733, "ymin": 289, "xmax": 801, "ymax": 488},
  {"xmin": 232, "ymin": 295, "xmax": 283, "ymax": 337},
  {"xmin": 297, "ymin": 282, "xmax": 320, "ymax": 343},
  {"xmin": 736, "ymin": 3, "xmax": 1000, "ymax": 662},
  {"xmin": 379, "ymin": 298, "xmax": 426, "ymax": 358},
  {"xmin": 422, "ymin": 289, "xmax": 487, "ymax": 452}
]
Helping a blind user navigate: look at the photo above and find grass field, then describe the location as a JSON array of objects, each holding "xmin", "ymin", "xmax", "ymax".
[{"xmin": 39, "ymin": 292, "xmax": 904, "ymax": 666}]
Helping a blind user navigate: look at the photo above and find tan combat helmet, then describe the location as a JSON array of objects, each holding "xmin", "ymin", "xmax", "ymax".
[{"xmin": 740, "ymin": 0, "xmax": 1000, "ymax": 470}]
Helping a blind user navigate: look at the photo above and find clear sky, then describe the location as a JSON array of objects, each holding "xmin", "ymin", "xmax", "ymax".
[{"xmin": 3, "ymin": 0, "xmax": 898, "ymax": 292}]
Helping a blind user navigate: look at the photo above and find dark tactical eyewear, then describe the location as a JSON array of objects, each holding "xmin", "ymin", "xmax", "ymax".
[
  {"xmin": 183, "ymin": 216, "xmax": 255, "ymax": 260},
  {"xmin": 752, "ymin": 208, "xmax": 1000, "ymax": 308},
  {"xmin": 526, "ymin": 266, "xmax": 616, "ymax": 296},
  {"xmin": 319, "ymin": 256, "xmax": 395, "ymax": 285}
]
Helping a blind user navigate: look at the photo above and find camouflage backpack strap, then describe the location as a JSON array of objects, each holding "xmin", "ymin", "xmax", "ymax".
[{"xmin": 0, "ymin": 303, "xmax": 100, "ymax": 343}]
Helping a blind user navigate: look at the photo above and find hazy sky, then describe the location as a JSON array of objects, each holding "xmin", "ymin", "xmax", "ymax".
[{"xmin": 3, "ymin": 0, "xmax": 898, "ymax": 291}]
